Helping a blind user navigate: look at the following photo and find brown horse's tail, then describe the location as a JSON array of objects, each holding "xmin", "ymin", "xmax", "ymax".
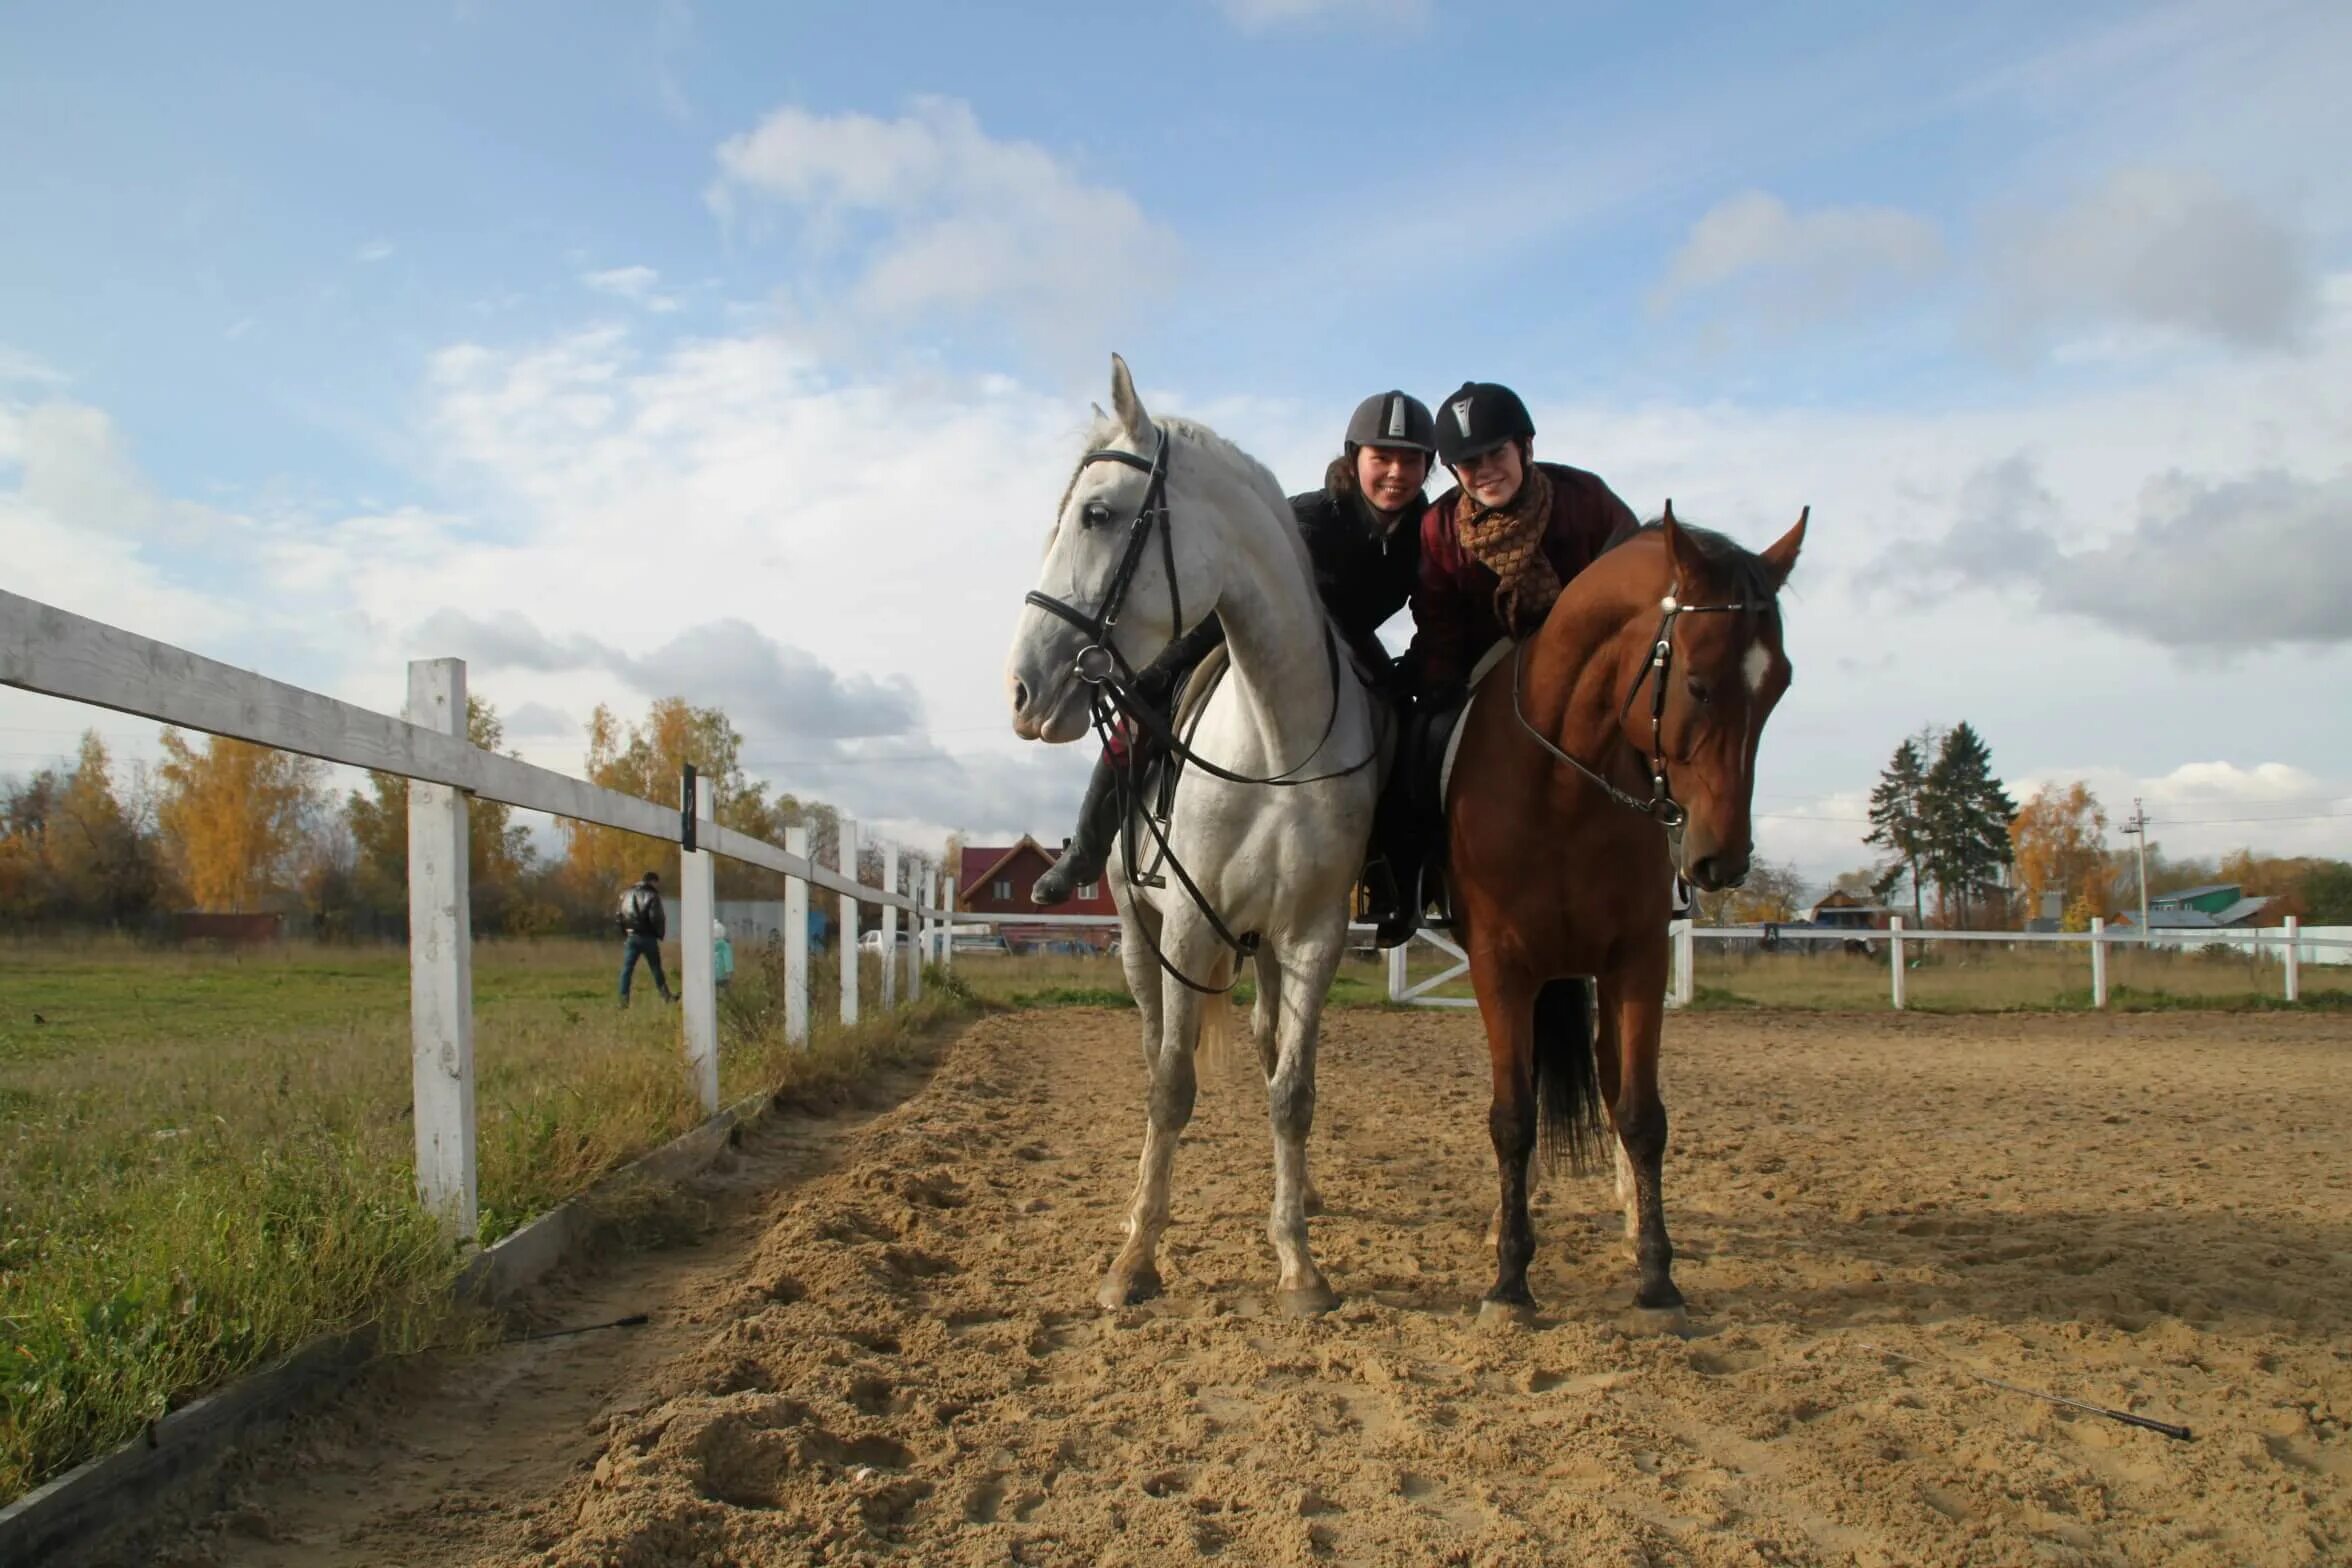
[{"xmin": 1533, "ymin": 978, "xmax": 1605, "ymax": 1176}]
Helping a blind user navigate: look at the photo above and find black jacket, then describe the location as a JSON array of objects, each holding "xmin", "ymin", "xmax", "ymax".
[
  {"xmin": 620, "ymin": 882, "xmax": 666, "ymax": 940},
  {"xmin": 1144, "ymin": 480, "xmax": 1424, "ymax": 695},
  {"xmin": 1289, "ymin": 482, "xmax": 1423, "ymax": 679}
]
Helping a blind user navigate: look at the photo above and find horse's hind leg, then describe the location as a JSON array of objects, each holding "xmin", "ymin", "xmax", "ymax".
[
  {"xmin": 1100, "ymin": 945, "xmax": 1203, "ymax": 1310},
  {"xmin": 1591, "ymin": 987, "xmax": 1640, "ymax": 1256},
  {"xmin": 1601, "ymin": 959, "xmax": 1682, "ymax": 1311},
  {"xmin": 1263, "ymin": 932, "xmax": 1344, "ymax": 1315}
]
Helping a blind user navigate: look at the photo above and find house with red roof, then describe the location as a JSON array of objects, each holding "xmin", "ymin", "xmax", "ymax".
[{"xmin": 957, "ymin": 835, "xmax": 1118, "ymax": 953}]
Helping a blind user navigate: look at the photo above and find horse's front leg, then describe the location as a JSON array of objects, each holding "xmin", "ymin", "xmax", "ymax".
[
  {"xmin": 1263, "ymin": 931, "xmax": 1344, "ymax": 1315},
  {"xmin": 1602, "ymin": 953, "xmax": 1682, "ymax": 1311},
  {"xmin": 1252, "ymin": 943, "xmax": 1322, "ymax": 1218},
  {"xmin": 1470, "ymin": 948, "xmax": 1540, "ymax": 1317},
  {"xmin": 1100, "ymin": 933, "xmax": 1202, "ymax": 1310}
]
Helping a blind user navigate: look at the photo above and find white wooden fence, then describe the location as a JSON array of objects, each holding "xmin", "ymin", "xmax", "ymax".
[
  {"xmin": 1659, "ymin": 917, "xmax": 2350, "ymax": 1010},
  {"xmin": 0, "ymin": 589, "xmax": 955, "ymax": 1239}
]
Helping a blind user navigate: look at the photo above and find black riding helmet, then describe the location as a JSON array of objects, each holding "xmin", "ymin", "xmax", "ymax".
[
  {"xmin": 1432, "ymin": 381, "xmax": 1535, "ymax": 467},
  {"xmin": 1344, "ymin": 390, "xmax": 1436, "ymax": 454}
]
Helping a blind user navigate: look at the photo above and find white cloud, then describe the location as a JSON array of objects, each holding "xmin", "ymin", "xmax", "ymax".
[
  {"xmin": 0, "ymin": 346, "xmax": 67, "ymax": 388},
  {"xmin": 355, "ymin": 239, "xmax": 394, "ymax": 263},
  {"xmin": 1651, "ymin": 190, "xmax": 1943, "ymax": 316},
  {"xmin": 706, "ymin": 97, "xmax": 1176, "ymax": 358},
  {"xmin": 581, "ymin": 265, "xmax": 681, "ymax": 313},
  {"xmin": 1212, "ymin": 0, "xmax": 1428, "ymax": 31},
  {"xmin": 1986, "ymin": 167, "xmax": 2317, "ymax": 351},
  {"xmin": 1900, "ymin": 458, "xmax": 2352, "ymax": 649}
]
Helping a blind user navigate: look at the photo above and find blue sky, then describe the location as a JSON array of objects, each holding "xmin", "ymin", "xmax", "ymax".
[{"xmin": 5, "ymin": 0, "xmax": 2349, "ymax": 881}]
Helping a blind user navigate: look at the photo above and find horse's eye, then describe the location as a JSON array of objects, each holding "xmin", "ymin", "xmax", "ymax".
[
  {"xmin": 1081, "ymin": 501, "xmax": 1112, "ymax": 529},
  {"xmin": 1686, "ymin": 677, "xmax": 1714, "ymax": 707}
]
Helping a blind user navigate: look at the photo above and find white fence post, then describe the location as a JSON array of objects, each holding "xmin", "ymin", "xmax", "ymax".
[
  {"xmin": 944, "ymin": 873, "xmax": 958, "ymax": 970},
  {"xmin": 906, "ymin": 857, "xmax": 925, "ymax": 1003},
  {"xmin": 2285, "ymin": 916, "xmax": 2302, "ymax": 1003},
  {"xmin": 1889, "ymin": 916, "xmax": 1907, "ymax": 1011},
  {"xmin": 1386, "ymin": 941, "xmax": 1407, "ymax": 1003},
  {"xmin": 838, "ymin": 818, "xmax": 860, "ymax": 1027},
  {"xmin": 881, "ymin": 842, "xmax": 900, "ymax": 1011},
  {"xmin": 785, "ymin": 824, "xmax": 810, "ymax": 1049},
  {"xmin": 1667, "ymin": 918, "xmax": 1696, "ymax": 1009},
  {"xmin": 681, "ymin": 775, "xmax": 719, "ymax": 1114},
  {"xmin": 2089, "ymin": 917, "xmax": 2108, "ymax": 1010},
  {"xmin": 405, "ymin": 657, "xmax": 477, "ymax": 1240}
]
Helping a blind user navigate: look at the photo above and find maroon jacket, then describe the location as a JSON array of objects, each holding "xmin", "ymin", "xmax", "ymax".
[{"xmin": 1411, "ymin": 461, "xmax": 1639, "ymax": 694}]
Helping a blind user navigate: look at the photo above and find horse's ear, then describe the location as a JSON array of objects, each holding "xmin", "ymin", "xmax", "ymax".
[
  {"xmin": 1760, "ymin": 505, "xmax": 1809, "ymax": 590},
  {"xmin": 1108, "ymin": 353, "xmax": 1151, "ymax": 444},
  {"xmin": 1659, "ymin": 499, "xmax": 1704, "ymax": 583}
]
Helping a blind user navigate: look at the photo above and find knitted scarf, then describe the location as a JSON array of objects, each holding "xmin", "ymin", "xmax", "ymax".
[{"xmin": 1455, "ymin": 459, "xmax": 1558, "ymax": 636}]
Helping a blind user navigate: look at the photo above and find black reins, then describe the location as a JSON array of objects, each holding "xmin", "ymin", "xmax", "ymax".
[{"xmin": 1512, "ymin": 587, "xmax": 1767, "ymax": 830}]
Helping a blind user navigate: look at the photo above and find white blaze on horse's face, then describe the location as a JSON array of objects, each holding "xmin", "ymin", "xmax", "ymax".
[{"xmin": 1741, "ymin": 640, "xmax": 1773, "ymax": 697}]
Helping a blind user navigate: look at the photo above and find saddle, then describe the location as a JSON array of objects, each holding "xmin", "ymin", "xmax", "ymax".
[{"xmin": 1118, "ymin": 641, "xmax": 1231, "ymax": 889}]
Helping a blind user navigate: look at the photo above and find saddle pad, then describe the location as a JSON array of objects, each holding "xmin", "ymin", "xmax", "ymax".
[
  {"xmin": 1171, "ymin": 639, "xmax": 1231, "ymax": 739},
  {"xmin": 1438, "ymin": 638, "xmax": 1517, "ymax": 806}
]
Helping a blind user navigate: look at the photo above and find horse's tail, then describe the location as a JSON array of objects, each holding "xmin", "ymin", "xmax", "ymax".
[
  {"xmin": 1533, "ymin": 977, "xmax": 1605, "ymax": 1176},
  {"xmin": 1194, "ymin": 951, "xmax": 1236, "ymax": 1073}
]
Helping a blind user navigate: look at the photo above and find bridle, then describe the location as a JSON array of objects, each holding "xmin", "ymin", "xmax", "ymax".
[
  {"xmin": 1512, "ymin": 586, "xmax": 1772, "ymax": 831},
  {"xmin": 1021, "ymin": 427, "xmax": 1376, "ymax": 993}
]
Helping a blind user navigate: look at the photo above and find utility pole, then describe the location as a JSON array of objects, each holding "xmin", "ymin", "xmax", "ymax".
[{"xmin": 2122, "ymin": 798, "xmax": 2151, "ymax": 941}]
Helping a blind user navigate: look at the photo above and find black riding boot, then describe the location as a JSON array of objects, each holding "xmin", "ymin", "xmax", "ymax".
[
  {"xmin": 1034, "ymin": 753, "xmax": 1121, "ymax": 906},
  {"xmin": 1369, "ymin": 804, "xmax": 1428, "ymax": 949}
]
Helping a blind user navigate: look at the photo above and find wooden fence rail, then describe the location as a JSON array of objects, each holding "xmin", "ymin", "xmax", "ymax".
[{"xmin": 0, "ymin": 589, "xmax": 944, "ymax": 1237}]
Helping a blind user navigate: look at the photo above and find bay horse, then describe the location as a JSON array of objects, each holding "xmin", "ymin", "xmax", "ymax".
[
  {"xmin": 1004, "ymin": 356, "xmax": 1382, "ymax": 1315},
  {"xmin": 1446, "ymin": 504, "xmax": 1805, "ymax": 1317}
]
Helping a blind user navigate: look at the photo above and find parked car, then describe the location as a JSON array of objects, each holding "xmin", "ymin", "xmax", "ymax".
[{"xmin": 858, "ymin": 929, "xmax": 911, "ymax": 954}]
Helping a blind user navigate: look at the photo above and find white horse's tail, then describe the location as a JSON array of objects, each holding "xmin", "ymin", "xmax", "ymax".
[{"xmin": 1195, "ymin": 952, "xmax": 1237, "ymax": 1073}]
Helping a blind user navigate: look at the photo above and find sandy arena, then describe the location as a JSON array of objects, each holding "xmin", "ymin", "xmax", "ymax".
[{"xmin": 155, "ymin": 1005, "xmax": 2349, "ymax": 1567}]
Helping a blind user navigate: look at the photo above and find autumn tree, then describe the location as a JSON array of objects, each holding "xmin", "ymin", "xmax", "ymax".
[
  {"xmin": 155, "ymin": 729, "xmax": 323, "ymax": 911},
  {"xmin": 1688, "ymin": 857, "xmax": 1806, "ymax": 925},
  {"xmin": 1920, "ymin": 722, "xmax": 2017, "ymax": 926},
  {"xmin": 0, "ymin": 733, "xmax": 168, "ymax": 926},
  {"xmin": 2009, "ymin": 781, "xmax": 2113, "ymax": 929},
  {"xmin": 347, "ymin": 696, "xmax": 535, "ymax": 931},
  {"xmin": 562, "ymin": 698, "xmax": 832, "ymax": 910}
]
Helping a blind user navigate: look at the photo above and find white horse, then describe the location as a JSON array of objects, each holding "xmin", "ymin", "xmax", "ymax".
[{"xmin": 1005, "ymin": 355, "xmax": 1381, "ymax": 1315}]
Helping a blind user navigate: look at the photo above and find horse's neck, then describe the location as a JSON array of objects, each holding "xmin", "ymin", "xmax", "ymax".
[
  {"xmin": 1201, "ymin": 511, "xmax": 1335, "ymax": 763},
  {"xmin": 1532, "ymin": 572, "xmax": 1655, "ymax": 795}
]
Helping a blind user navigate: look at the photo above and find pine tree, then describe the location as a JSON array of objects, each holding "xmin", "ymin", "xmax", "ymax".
[
  {"xmin": 1865, "ymin": 737, "xmax": 1930, "ymax": 924},
  {"xmin": 1921, "ymin": 722, "xmax": 2017, "ymax": 927}
]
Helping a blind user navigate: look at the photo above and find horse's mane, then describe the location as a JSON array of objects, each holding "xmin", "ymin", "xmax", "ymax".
[
  {"xmin": 1064, "ymin": 412, "xmax": 1316, "ymax": 584},
  {"xmin": 1611, "ymin": 516, "xmax": 1784, "ymax": 608}
]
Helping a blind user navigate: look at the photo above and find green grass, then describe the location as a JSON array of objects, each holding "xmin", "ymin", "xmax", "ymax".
[{"xmin": 0, "ymin": 935, "xmax": 972, "ymax": 1503}]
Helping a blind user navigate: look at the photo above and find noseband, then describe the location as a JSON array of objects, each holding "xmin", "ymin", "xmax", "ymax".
[{"xmin": 1513, "ymin": 587, "xmax": 1768, "ymax": 829}]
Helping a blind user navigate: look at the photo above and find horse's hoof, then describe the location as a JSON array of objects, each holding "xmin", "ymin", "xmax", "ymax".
[
  {"xmin": 1618, "ymin": 1302, "xmax": 1690, "ymax": 1337},
  {"xmin": 1477, "ymin": 1296, "xmax": 1535, "ymax": 1327},
  {"xmin": 1276, "ymin": 1282, "xmax": 1339, "ymax": 1317},
  {"xmin": 1635, "ymin": 1279, "xmax": 1685, "ymax": 1312},
  {"xmin": 1098, "ymin": 1267, "xmax": 1161, "ymax": 1310}
]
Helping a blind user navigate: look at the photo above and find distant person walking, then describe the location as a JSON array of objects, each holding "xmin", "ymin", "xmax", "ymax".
[
  {"xmin": 712, "ymin": 918, "xmax": 735, "ymax": 990},
  {"xmin": 617, "ymin": 870, "xmax": 673, "ymax": 1007}
]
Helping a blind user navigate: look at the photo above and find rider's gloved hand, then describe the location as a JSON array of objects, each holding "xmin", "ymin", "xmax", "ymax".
[{"xmin": 1132, "ymin": 661, "xmax": 1177, "ymax": 709}]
